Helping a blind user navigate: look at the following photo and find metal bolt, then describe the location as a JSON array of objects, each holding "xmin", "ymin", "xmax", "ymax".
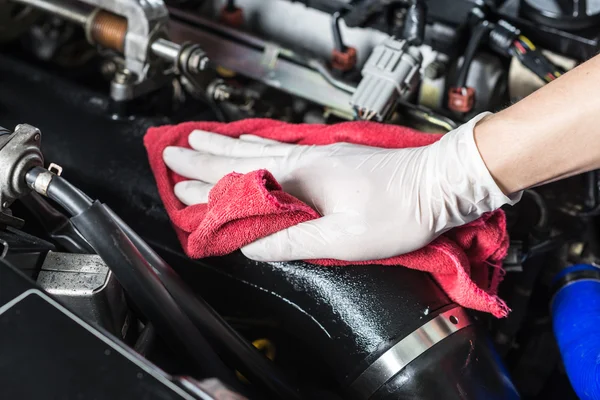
[
  {"xmin": 2, "ymin": 201, "xmax": 9, "ymax": 209},
  {"xmin": 34, "ymin": 133, "xmax": 40, "ymax": 141},
  {"xmin": 114, "ymin": 69, "xmax": 135, "ymax": 85},
  {"xmin": 424, "ymin": 60, "xmax": 447, "ymax": 80},
  {"xmin": 188, "ymin": 49, "xmax": 208, "ymax": 73},
  {"xmin": 101, "ymin": 60, "xmax": 117, "ymax": 78}
]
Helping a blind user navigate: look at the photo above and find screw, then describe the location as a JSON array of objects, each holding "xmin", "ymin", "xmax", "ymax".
[
  {"xmin": 188, "ymin": 49, "xmax": 209, "ymax": 73},
  {"xmin": 34, "ymin": 133, "xmax": 40, "ymax": 141},
  {"xmin": 2, "ymin": 201, "xmax": 9, "ymax": 209},
  {"xmin": 114, "ymin": 69, "xmax": 135, "ymax": 85}
]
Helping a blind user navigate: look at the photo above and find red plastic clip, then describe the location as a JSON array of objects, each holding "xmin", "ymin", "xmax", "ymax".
[
  {"xmin": 448, "ymin": 87, "xmax": 476, "ymax": 113},
  {"xmin": 219, "ymin": 6, "xmax": 244, "ymax": 28},
  {"xmin": 331, "ymin": 47, "xmax": 357, "ymax": 72}
]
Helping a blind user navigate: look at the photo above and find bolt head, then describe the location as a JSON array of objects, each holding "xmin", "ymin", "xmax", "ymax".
[{"xmin": 114, "ymin": 69, "xmax": 135, "ymax": 85}]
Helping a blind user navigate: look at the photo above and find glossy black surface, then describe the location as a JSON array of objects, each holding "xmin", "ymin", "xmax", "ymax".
[
  {"xmin": 371, "ymin": 326, "xmax": 521, "ymax": 400},
  {"xmin": 0, "ymin": 51, "xmax": 452, "ymax": 386},
  {"xmin": 0, "ymin": 262, "xmax": 206, "ymax": 400}
]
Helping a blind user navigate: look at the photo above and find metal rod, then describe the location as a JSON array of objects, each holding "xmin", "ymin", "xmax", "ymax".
[
  {"xmin": 150, "ymin": 38, "xmax": 181, "ymax": 63},
  {"xmin": 12, "ymin": 0, "xmax": 91, "ymax": 25}
]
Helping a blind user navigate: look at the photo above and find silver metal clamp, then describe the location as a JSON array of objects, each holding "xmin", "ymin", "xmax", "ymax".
[{"xmin": 349, "ymin": 306, "xmax": 472, "ymax": 399}]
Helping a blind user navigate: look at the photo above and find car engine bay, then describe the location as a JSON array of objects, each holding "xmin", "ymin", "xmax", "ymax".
[{"xmin": 0, "ymin": 0, "xmax": 597, "ymax": 399}]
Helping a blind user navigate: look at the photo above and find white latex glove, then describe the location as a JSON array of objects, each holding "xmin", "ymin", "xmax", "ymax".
[{"xmin": 163, "ymin": 113, "xmax": 521, "ymax": 262}]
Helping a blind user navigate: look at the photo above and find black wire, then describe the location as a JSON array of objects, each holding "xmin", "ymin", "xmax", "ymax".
[
  {"xmin": 523, "ymin": 189, "xmax": 549, "ymax": 230},
  {"xmin": 455, "ymin": 21, "xmax": 493, "ymax": 88},
  {"xmin": 331, "ymin": 11, "xmax": 346, "ymax": 52},
  {"xmin": 402, "ymin": 0, "xmax": 426, "ymax": 46}
]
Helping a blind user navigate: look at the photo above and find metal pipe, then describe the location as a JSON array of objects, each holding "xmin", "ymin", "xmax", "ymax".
[
  {"xmin": 12, "ymin": 0, "xmax": 91, "ymax": 25},
  {"xmin": 12, "ymin": 0, "xmax": 184, "ymax": 64},
  {"xmin": 151, "ymin": 38, "xmax": 181, "ymax": 63}
]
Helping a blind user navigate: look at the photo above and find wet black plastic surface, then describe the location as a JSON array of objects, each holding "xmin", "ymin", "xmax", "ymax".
[{"xmin": 371, "ymin": 326, "xmax": 521, "ymax": 400}]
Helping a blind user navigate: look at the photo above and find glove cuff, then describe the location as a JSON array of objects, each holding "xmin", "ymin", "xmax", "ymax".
[{"xmin": 429, "ymin": 112, "xmax": 522, "ymax": 232}]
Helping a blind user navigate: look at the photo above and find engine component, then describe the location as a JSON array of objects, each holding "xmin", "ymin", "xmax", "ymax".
[
  {"xmin": 551, "ymin": 264, "xmax": 600, "ymax": 400},
  {"xmin": 87, "ymin": 8, "xmax": 127, "ymax": 52},
  {"xmin": 219, "ymin": 0, "xmax": 243, "ymax": 27},
  {"xmin": 11, "ymin": 0, "xmax": 210, "ymax": 101},
  {"xmin": 23, "ymin": 162, "xmax": 304, "ymax": 399},
  {"xmin": 0, "ymin": 124, "xmax": 42, "ymax": 211},
  {"xmin": 402, "ymin": 0, "xmax": 426, "ymax": 46},
  {"xmin": 77, "ymin": 0, "xmax": 168, "ymax": 83},
  {"xmin": 0, "ymin": 260, "xmax": 239, "ymax": 400},
  {"xmin": 449, "ymin": 18, "xmax": 492, "ymax": 114},
  {"xmin": 37, "ymin": 251, "xmax": 129, "ymax": 337},
  {"xmin": 203, "ymin": 0, "xmax": 388, "ymax": 67},
  {"xmin": 350, "ymin": 38, "xmax": 422, "ymax": 121},
  {"xmin": 448, "ymin": 86, "xmax": 476, "ymax": 113},
  {"xmin": 331, "ymin": 11, "xmax": 357, "ymax": 72},
  {"xmin": 521, "ymin": 0, "xmax": 600, "ymax": 30},
  {"xmin": 168, "ymin": 9, "xmax": 355, "ymax": 115}
]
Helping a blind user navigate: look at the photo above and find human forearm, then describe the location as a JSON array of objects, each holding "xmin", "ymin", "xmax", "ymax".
[{"xmin": 474, "ymin": 53, "xmax": 600, "ymax": 194}]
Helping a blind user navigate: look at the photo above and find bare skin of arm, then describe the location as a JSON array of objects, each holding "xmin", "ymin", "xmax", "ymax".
[{"xmin": 475, "ymin": 53, "xmax": 600, "ymax": 194}]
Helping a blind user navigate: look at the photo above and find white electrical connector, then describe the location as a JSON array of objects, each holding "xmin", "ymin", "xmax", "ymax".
[{"xmin": 350, "ymin": 38, "xmax": 423, "ymax": 121}]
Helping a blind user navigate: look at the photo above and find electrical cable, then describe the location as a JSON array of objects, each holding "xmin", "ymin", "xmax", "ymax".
[
  {"xmin": 455, "ymin": 20, "xmax": 492, "ymax": 88},
  {"xmin": 104, "ymin": 206, "xmax": 304, "ymax": 400},
  {"xmin": 402, "ymin": 0, "xmax": 426, "ymax": 46},
  {"xmin": 510, "ymin": 34, "xmax": 562, "ymax": 83}
]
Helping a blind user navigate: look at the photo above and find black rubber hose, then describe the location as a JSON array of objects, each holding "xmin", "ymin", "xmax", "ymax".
[
  {"xmin": 331, "ymin": 11, "xmax": 347, "ymax": 52},
  {"xmin": 455, "ymin": 21, "xmax": 492, "ymax": 88},
  {"xmin": 19, "ymin": 192, "xmax": 95, "ymax": 254},
  {"xmin": 402, "ymin": 1, "xmax": 427, "ymax": 46},
  {"xmin": 25, "ymin": 167, "xmax": 91, "ymax": 216},
  {"xmin": 68, "ymin": 202, "xmax": 241, "ymax": 388},
  {"xmin": 523, "ymin": 189, "xmax": 549, "ymax": 231},
  {"xmin": 26, "ymin": 167, "xmax": 302, "ymax": 399},
  {"xmin": 24, "ymin": 169, "xmax": 239, "ymax": 388},
  {"xmin": 105, "ymin": 206, "xmax": 304, "ymax": 400}
]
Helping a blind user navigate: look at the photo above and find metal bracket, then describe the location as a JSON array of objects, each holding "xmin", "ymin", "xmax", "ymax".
[
  {"xmin": 0, "ymin": 124, "xmax": 43, "ymax": 211},
  {"xmin": 77, "ymin": 0, "xmax": 169, "ymax": 80}
]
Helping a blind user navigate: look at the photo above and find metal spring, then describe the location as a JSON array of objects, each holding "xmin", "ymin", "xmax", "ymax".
[{"xmin": 90, "ymin": 10, "xmax": 127, "ymax": 53}]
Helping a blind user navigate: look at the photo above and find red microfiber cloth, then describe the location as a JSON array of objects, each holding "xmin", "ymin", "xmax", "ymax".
[{"xmin": 144, "ymin": 119, "xmax": 510, "ymax": 318}]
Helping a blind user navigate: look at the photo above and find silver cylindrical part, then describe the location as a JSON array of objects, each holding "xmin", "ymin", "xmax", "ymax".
[
  {"xmin": 151, "ymin": 38, "xmax": 181, "ymax": 63},
  {"xmin": 12, "ymin": 0, "xmax": 91, "ymax": 25}
]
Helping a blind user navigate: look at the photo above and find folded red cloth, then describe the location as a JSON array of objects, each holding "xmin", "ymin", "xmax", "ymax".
[{"xmin": 144, "ymin": 119, "xmax": 510, "ymax": 318}]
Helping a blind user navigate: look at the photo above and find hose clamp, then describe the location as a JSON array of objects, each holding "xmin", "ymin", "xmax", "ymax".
[
  {"xmin": 32, "ymin": 170, "xmax": 55, "ymax": 196},
  {"xmin": 348, "ymin": 306, "xmax": 472, "ymax": 399}
]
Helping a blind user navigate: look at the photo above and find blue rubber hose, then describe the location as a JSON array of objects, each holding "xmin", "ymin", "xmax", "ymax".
[{"xmin": 552, "ymin": 264, "xmax": 600, "ymax": 400}]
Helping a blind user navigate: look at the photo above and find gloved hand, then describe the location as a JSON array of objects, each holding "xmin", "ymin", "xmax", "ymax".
[{"xmin": 163, "ymin": 113, "xmax": 520, "ymax": 262}]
